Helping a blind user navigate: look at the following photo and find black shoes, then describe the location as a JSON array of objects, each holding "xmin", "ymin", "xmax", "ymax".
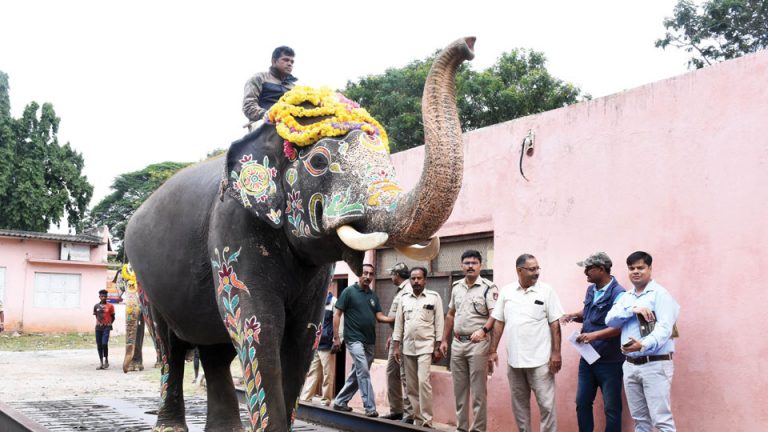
[
  {"xmin": 331, "ymin": 403, "xmax": 378, "ymax": 418},
  {"xmin": 333, "ymin": 403, "xmax": 353, "ymax": 412},
  {"xmin": 382, "ymin": 412, "xmax": 404, "ymax": 420}
]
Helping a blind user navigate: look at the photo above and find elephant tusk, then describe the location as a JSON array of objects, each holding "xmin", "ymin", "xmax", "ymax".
[
  {"xmin": 336, "ymin": 225, "xmax": 389, "ymax": 251},
  {"xmin": 395, "ymin": 237, "xmax": 441, "ymax": 261}
]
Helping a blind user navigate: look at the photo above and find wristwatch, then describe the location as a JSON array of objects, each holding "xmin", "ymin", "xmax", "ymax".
[{"xmin": 481, "ymin": 326, "xmax": 490, "ymax": 334}]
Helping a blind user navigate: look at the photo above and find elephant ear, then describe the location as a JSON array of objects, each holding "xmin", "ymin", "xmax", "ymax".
[{"xmin": 223, "ymin": 127, "xmax": 285, "ymax": 228}]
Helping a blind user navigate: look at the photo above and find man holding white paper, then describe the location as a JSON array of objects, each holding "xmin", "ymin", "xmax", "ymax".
[{"xmin": 561, "ymin": 252, "xmax": 625, "ymax": 432}]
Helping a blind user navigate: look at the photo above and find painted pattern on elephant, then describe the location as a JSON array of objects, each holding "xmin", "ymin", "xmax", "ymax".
[
  {"xmin": 124, "ymin": 37, "xmax": 475, "ymax": 432},
  {"xmin": 285, "ymin": 189, "xmax": 313, "ymax": 238},
  {"xmin": 300, "ymin": 144, "xmax": 343, "ymax": 176},
  {"xmin": 364, "ymin": 162, "xmax": 401, "ymax": 211},
  {"xmin": 119, "ymin": 263, "xmax": 161, "ymax": 373},
  {"xmin": 213, "ymin": 247, "xmax": 268, "ymax": 432},
  {"xmin": 231, "ymin": 155, "xmax": 279, "ymax": 209}
]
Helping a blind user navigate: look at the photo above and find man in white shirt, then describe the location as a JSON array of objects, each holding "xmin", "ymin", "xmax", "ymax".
[{"xmin": 489, "ymin": 254, "xmax": 564, "ymax": 432}]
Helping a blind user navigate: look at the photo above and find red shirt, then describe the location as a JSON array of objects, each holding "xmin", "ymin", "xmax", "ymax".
[{"xmin": 93, "ymin": 302, "xmax": 115, "ymax": 330}]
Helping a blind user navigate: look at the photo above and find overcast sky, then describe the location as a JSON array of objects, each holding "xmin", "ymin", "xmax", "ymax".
[{"xmin": 2, "ymin": 0, "xmax": 693, "ymax": 216}]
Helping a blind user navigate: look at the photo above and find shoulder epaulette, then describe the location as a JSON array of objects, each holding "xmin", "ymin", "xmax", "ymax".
[{"xmin": 479, "ymin": 277, "xmax": 495, "ymax": 287}]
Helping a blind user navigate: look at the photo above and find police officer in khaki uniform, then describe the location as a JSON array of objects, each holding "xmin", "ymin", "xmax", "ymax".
[
  {"xmin": 383, "ymin": 263, "xmax": 413, "ymax": 421},
  {"xmin": 393, "ymin": 266, "xmax": 444, "ymax": 428},
  {"xmin": 440, "ymin": 250, "xmax": 498, "ymax": 432}
]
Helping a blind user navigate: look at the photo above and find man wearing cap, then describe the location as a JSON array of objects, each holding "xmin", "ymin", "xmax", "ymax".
[
  {"xmin": 382, "ymin": 262, "xmax": 413, "ymax": 421},
  {"xmin": 394, "ymin": 267, "xmax": 445, "ymax": 428},
  {"xmin": 606, "ymin": 251, "xmax": 680, "ymax": 432},
  {"xmin": 440, "ymin": 250, "xmax": 498, "ymax": 432},
  {"xmin": 561, "ymin": 252, "xmax": 626, "ymax": 432},
  {"xmin": 488, "ymin": 253, "xmax": 563, "ymax": 432}
]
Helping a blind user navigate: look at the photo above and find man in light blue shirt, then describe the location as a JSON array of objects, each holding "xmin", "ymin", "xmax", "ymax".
[{"xmin": 606, "ymin": 251, "xmax": 679, "ymax": 432}]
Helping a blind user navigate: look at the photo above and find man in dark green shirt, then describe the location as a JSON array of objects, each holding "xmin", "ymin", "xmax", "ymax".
[{"xmin": 332, "ymin": 264, "xmax": 394, "ymax": 417}]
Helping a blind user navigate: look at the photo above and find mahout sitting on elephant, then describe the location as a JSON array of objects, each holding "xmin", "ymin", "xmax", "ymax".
[{"xmin": 125, "ymin": 37, "xmax": 475, "ymax": 431}]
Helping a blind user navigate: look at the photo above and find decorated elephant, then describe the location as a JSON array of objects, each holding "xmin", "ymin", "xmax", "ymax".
[
  {"xmin": 124, "ymin": 37, "xmax": 475, "ymax": 431},
  {"xmin": 117, "ymin": 263, "xmax": 162, "ymax": 372}
]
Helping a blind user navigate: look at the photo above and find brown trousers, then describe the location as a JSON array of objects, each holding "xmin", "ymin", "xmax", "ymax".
[
  {"xmin": 300, "ymin": 349, "xmax": 335, "ymax": 404},
  {"xmin": 386, "ymin": 339, "xmax": 412, "ymax": 415},
  {"xmin": 404, "ymin": 353, "xmax": 434, "ymax": 427},
  {"xmin": 451, "ymin": 339, "xmax": 490, "ymax": 432}
]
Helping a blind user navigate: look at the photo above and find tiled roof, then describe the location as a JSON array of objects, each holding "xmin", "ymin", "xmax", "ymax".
[{"xmin": 0, "ymin": 229, "xmax": 104, "ymax": 245}]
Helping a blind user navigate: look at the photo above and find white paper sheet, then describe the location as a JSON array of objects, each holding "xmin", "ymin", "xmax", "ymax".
[{"xmin": 568, "ymin": 330, "xmax": 601, "ymax": 364}]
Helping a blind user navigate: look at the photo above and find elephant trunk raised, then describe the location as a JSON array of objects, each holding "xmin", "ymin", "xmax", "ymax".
[
  {"xmin": 389, "ymin": 37, "xmax": 474, "ymax": 245},
  {"xmin": 339, "ymin": 37, "xmax": 475, "ymax": 257}
]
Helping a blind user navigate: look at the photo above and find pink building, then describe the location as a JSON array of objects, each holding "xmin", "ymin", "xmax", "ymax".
[
  {"xmin": 334, "ymin": 49, "xmax": 768, "ymax": 431},
  {"xmin": 0, "ymin": 226, "xmax": 114, "ymax": 332}
]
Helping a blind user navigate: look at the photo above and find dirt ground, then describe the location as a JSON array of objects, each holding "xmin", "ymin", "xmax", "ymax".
[{"xmin": 0, "ymin": 346, "xmax": 202, "ymax": 402}]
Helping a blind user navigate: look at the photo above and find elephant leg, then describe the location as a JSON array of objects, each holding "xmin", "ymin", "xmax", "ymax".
[
  {"xmin": 198, "ymin": 343, "xmax": 242, "ymax": 431},
  {"xmin": 226, "ymin": 292, "xmax": 286, "ymax": 432},
  {"xmin": 123, "ymin": 292, "xmax": 141, "ymax": 373},
  {"xmin": 139, "ymin": 284, "xmax": 163, "ymax": 368},
  {"xmin": 281, "ymin": 272, "xmax": 331, "ymax": 426},
  {"xmin": 124, "ymin": 315, "xmax": 146, "ymax": 372},
  {"xmin": 133, "ymin": 315, "xmax": 145, "ymax": 370},
  {"xmin": 212, "ymin": 247, "xmax": 291, "ymax": 432},
  {"xmin": 152, "ymin": 308, "xmax": 191, "ymax": 431}
]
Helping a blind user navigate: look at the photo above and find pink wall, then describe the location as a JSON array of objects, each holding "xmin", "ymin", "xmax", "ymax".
[
  {"xmin": 354, "ymin": 50, "xmax": 768, "ymax": 431},
  {"xmin": 0, "ymin": 228, "xmax": 111, "ymax": 332}
]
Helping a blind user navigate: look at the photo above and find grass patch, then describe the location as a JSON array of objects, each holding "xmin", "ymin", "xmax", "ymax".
[{"xmin": 0, "ymin": 332, "xmax": 126, "ymax": 351}]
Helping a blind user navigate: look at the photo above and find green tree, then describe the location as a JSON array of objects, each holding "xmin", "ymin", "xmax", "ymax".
[
  {"xmin": 656, "ymin": 0, "xmax": 768, "ymax": 69},
  {"xmin": 0, "ymin": 72, "xmax": 93, "ymax": 232},
  {"xmin": 342, "ymin": 48, "xmax": 587, "ymax": 152},
  {"xmin": 0, "ymin": 72, "xmax": 10, "ymax": 119},
  {"xmin": 89, "ymin": 161, "xmax": 192, "ymax": 259},
  {"xmin": 206, "ymin": 147, "xmax": 227, "ymax": 158}
]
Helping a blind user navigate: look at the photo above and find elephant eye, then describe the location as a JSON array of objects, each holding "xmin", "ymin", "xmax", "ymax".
[{"xmin": 310, "ymin": 154, "xmax": 328, "ymax": 170}]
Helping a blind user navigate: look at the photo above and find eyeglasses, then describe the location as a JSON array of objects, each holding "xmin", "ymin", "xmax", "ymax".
[
  {"xmin": 462, "ymin": 261, "xmax": 480, "ymax": 267},
  {"xmin": 517, "ymin": 266, "xmax": 541, "ymax": 272}
]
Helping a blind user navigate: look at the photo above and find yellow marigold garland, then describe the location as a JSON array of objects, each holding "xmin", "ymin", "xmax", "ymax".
[
  {"xmin": 266, "ymin": 86, "xmax": 389, "ymax": 156},
  {"xmin": 121, "ymin": 263, "xmax": 137, "ymax": 286}
]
